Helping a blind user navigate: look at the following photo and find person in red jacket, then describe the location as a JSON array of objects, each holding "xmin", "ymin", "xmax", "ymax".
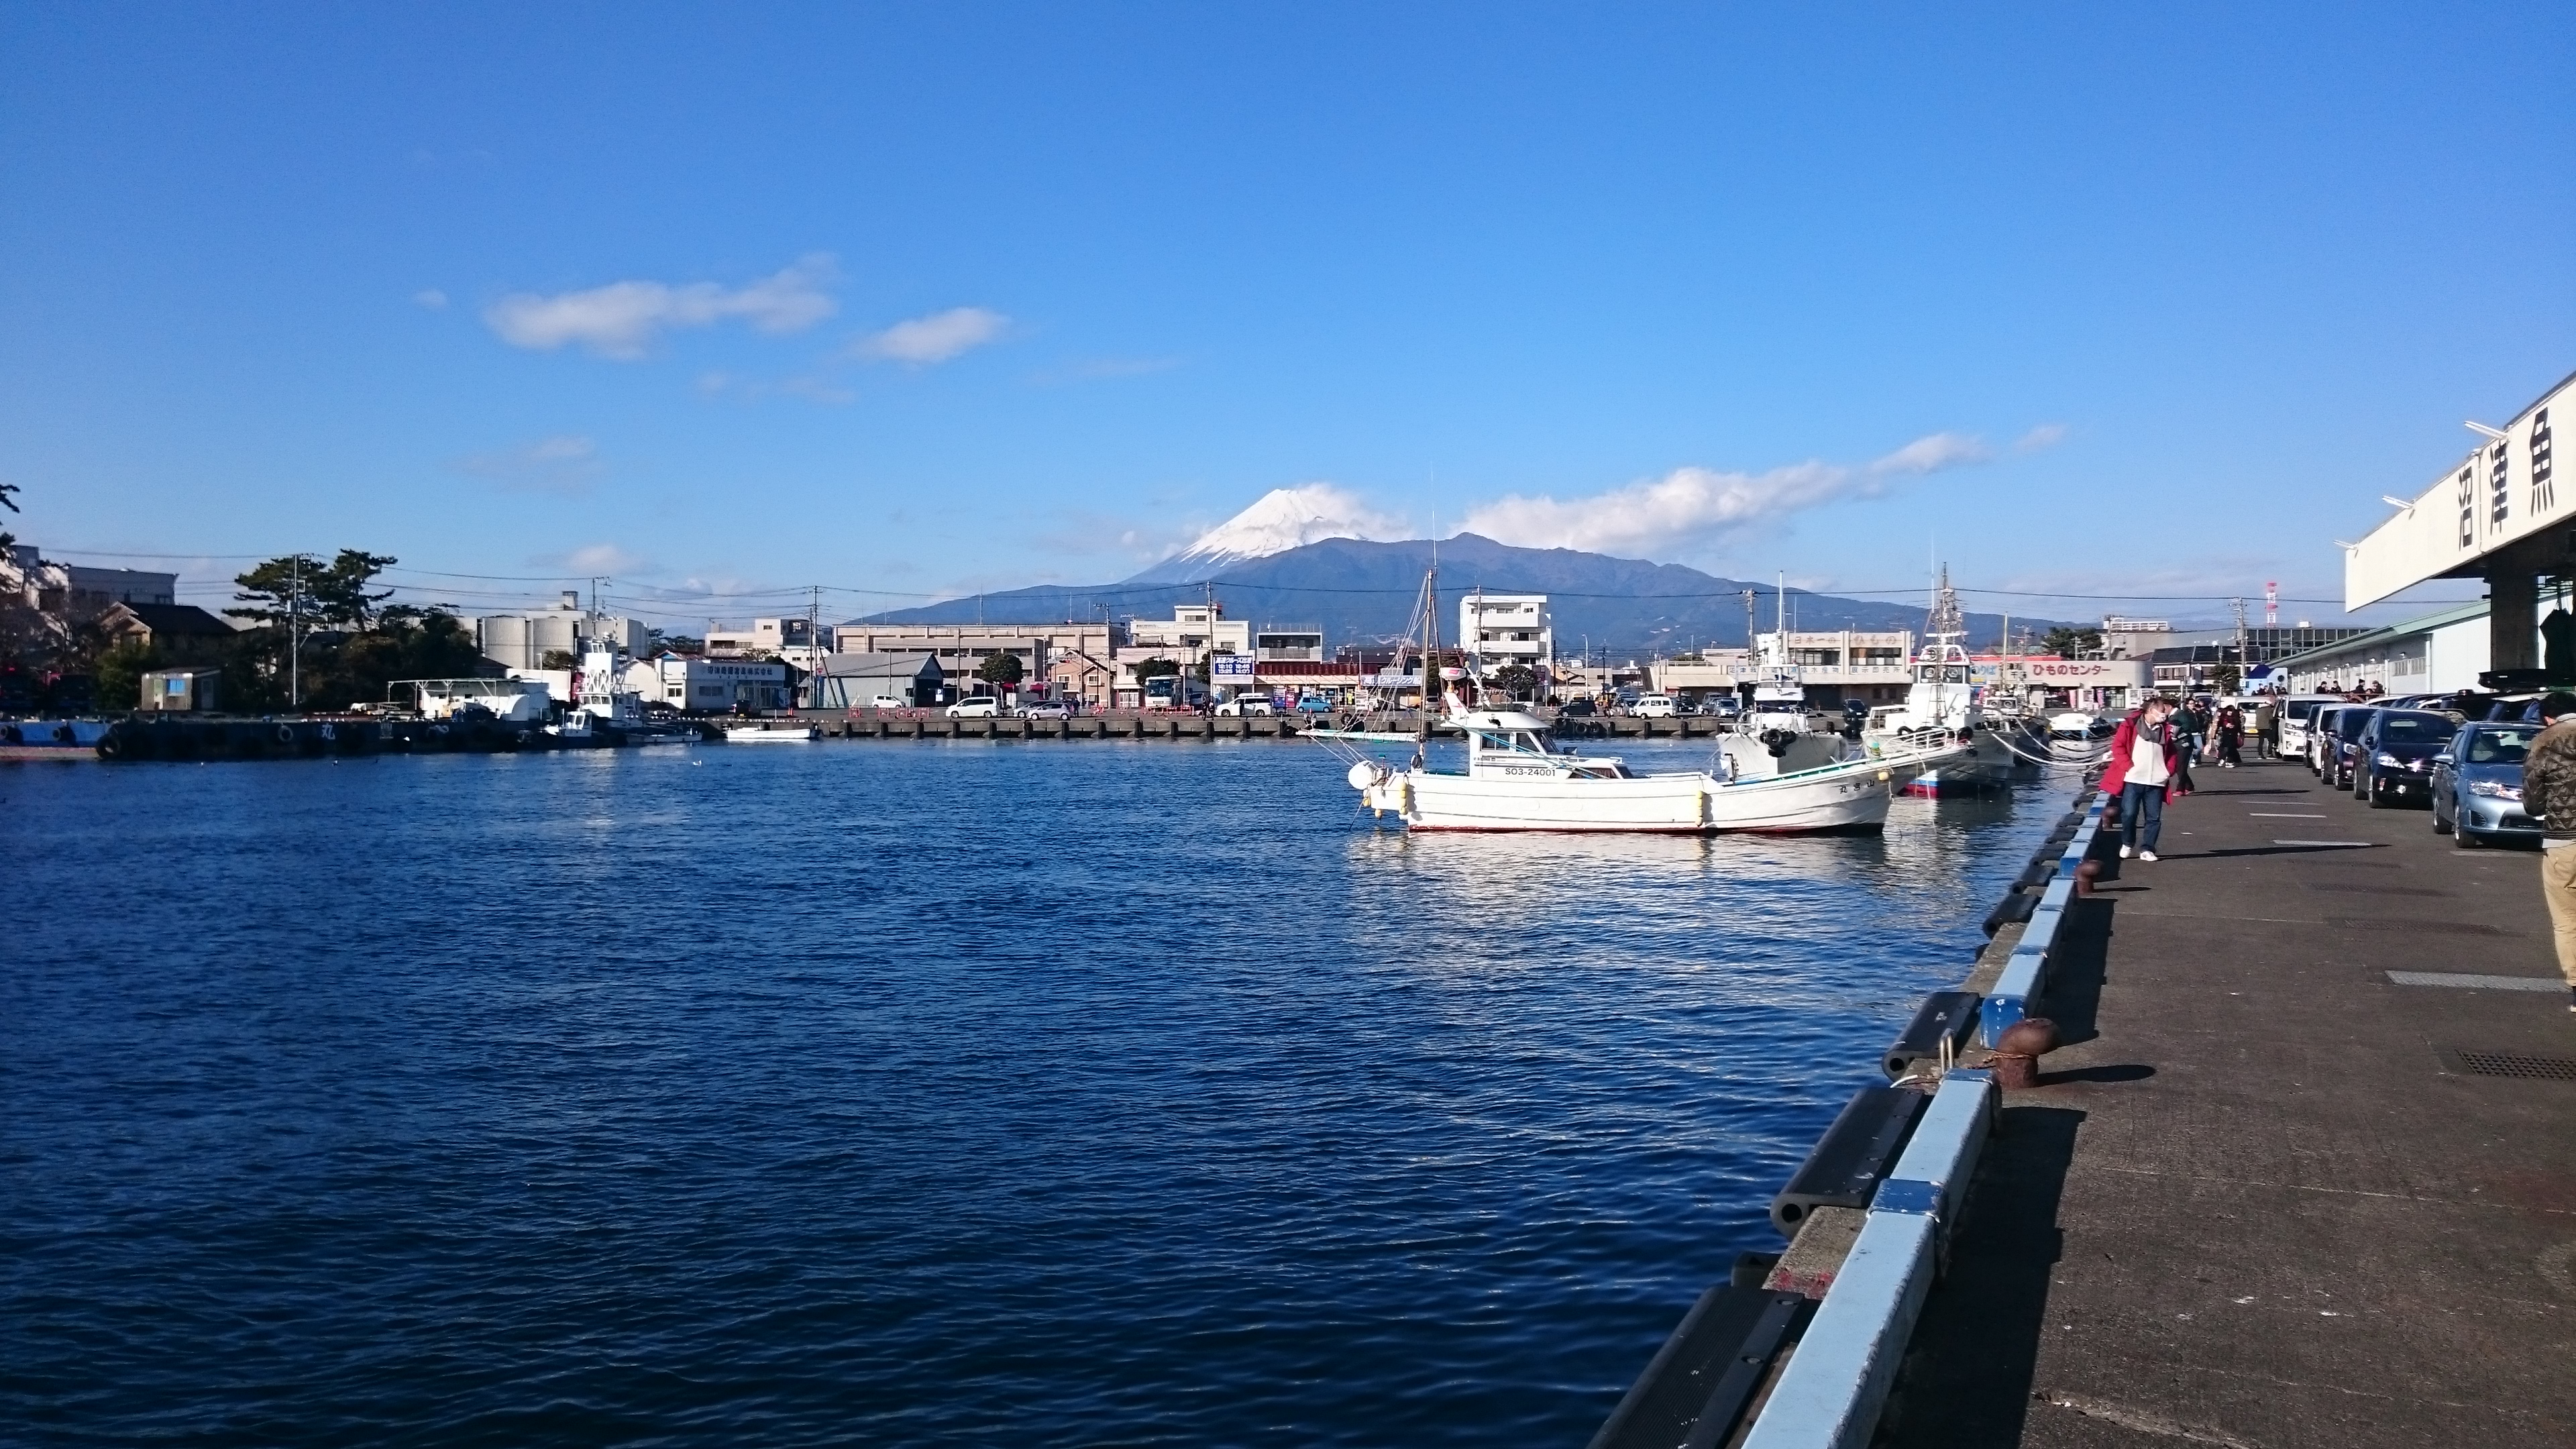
[{"xmin": 2100, "ymin": 695, "xmax": 2182, "ymax": 861}]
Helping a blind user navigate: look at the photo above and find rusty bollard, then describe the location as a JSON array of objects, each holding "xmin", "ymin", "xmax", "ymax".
[
  {"xmin": 2074, "ymin": 859, "xmax": 2102, "ymax": 898},
  {"xmin": 1992, "ymin": 1018, "xmax": 2060, "ymax": 1089}
]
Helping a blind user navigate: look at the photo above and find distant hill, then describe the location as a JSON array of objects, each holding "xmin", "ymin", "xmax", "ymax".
[{"xmin": 861, "ymin": 533, "xmax": 2066, "ymax": 655}]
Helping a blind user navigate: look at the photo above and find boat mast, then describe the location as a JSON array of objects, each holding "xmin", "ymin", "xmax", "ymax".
[{"xmin": 1423, "ymin": 539, "xmax": 1440, "ymax": 716}]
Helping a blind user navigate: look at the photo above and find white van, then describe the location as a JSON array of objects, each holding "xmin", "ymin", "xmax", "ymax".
[{"xmin": 1631, "ymin": 694, "xmax": 1678, "ymax": 718}]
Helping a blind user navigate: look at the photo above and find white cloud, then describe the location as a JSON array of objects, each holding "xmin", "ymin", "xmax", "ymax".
[
  {"xmin": 413, "ymin": 288, "xmax": 449, "ymax": 310},
  {"xmin": 451, "ymin": 435, "xmax": 603, "ymax": 496},
  {"xmin": 855, "ymin": 306, "xmax": 1008, "ymax": 364},
  {"xmin": 557, "ymin": 542, "xmax": 646, "ymax": 575},
  {"xmin": 484, "ymin": 254, "xmax": 839, "ymax": 360},
  {"xmin": 1458, "ymin": 433, "xmax": 1996, "ymax": 556},
  {"xmin": 2015, "ymin": 423, "xmax": 2070, "ymax": 453}
]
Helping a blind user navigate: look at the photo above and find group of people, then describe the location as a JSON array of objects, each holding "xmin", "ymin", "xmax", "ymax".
[{"xmin": 2097, "ymin": 688, "xmax": 2576, "ymax": 1013}]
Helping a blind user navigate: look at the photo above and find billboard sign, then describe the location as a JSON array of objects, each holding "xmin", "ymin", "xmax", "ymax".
[{"xmin": 2348, "ymin": 368, "xmax": 2572, "ymax": 607}]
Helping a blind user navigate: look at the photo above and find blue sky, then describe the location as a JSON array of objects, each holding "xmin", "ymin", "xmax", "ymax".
[{"xmin": 3, "ymin": 3, "xmax": 2568, "ymax": 631}]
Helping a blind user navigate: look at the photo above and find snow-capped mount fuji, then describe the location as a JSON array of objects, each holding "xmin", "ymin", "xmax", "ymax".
[{"xmin": 1122, "ymin": 484, "xmax": 1406, "ymax": 586}]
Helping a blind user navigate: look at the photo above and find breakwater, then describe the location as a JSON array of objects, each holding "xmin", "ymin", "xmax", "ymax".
[
  {"xmin": 82, "ymin": 709, "xmax": 1735, "ymax": 761},
  {"xmin": 1588, "ymin": 784, "xmax": 2104, "ymax": 1448}
]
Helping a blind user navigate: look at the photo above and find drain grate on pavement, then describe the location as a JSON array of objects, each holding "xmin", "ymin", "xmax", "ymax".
[{"xmin": 2436, "ymin": 1048, "xmax": 2576, "ymax": 1081}]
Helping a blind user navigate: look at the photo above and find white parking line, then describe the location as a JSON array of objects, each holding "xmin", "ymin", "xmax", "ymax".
[
  {"xmin": 2249, "ymin": 812, "xmax": 2326, "ymax": 818},
  {"xmin": 2386, "ymin": 971, "xmax": 2565, "ymax": 993}
]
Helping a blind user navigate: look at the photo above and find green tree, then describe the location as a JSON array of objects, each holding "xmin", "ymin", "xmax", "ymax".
[
  {"xmin": 95, "ymin": 638, "xmax": 162, "ymax": 711},
  {"xmin": 227, "ymin": 549, "xmax": 396, "ymax": 631},
  {"xmin": 1493, "ymin": 663, "xmax": 1538, "ymax": 700},
  {"xmin": 2208, "ymin": 661, "xmax": 2241, "ymax": 694},
  {"xmin": 2039, "ymin": 627, "xmax": 2102, "ymax": 658},
  {"xmin": 976, "ymin": 650, "xmax": 1026, "ymax": 687},
  {"xmin": 1130, "ymin": 656, "xmax": 1180, "ymax": 682},
  {"xmin": 539, "ymin": 649, "xmax": 578, "ymax": 670}
]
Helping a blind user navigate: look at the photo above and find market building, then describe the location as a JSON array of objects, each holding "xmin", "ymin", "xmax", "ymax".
[{"xmin": 2345, "ymin": 366, "xmax": 2572, "ymax": 688}]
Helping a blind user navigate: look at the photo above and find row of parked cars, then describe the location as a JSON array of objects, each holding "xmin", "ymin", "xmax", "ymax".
[{"xmin": 2282, "ymin": 694, "xmax": 2544, "ymax": 847}]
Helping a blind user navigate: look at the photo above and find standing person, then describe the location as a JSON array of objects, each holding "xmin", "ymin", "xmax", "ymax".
[
  {"xmin": 2253, "ymin": 696, "xmax": 2279, "ymax": 760},
  {"xmin": 2215, "ymin": 704, "xmax": 2243, "ymax": 768},
  {"xmin": 2521, "ymin": 692, "xmax": 2576, "ymax": 1014},
  {"xmin": 2170, "ymin": 698, "xmax": 2200, "ymax": 796},
  {"xmin": 2099, "ymin": 695, "xmax": 2181, "ymax": 862}
]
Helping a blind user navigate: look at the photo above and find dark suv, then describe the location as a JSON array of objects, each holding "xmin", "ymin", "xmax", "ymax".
[
  {"xmin": 2353, "ymin": 709, "xmax": 2459, "ymax": 808},
  {"xmin": 2327, "ymin": 706, "xmax": 2377, "ymax": 790}
]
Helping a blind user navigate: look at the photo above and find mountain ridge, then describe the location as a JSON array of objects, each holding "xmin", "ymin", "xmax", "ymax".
[{"xmin": 861, "ymin": 533, "xmax": 2070, "ymax": 652}]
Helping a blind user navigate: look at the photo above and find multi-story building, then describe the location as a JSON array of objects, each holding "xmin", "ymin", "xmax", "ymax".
[
  {"xmin": 706, "ymin": 616, "xmax": 816, "ymax": 658},
  {"xmin": 1460, "ymin": 594, "xmax": 1552, "ymax": 674},
  {"xmin": 829, "ymin": 621, "xmax": 1123, "ymax": 689},
  {"xmin": 1254, "ymin": 626, "xmax": 1325, "ymax": 661},
  {"xmin": 624, "ymin": 655, "xmax": 794, "ymax": 712},
  {"xmin": 1647, "ymin": 631, "xmax": 1916, "ymax": 704},
  {"xmin": 1127, "ymin": 604, "xmax": 1248, "ymax": 658},
  {"xmin": 4, "ymin": 545, "xmax": 180, "ymax": 631}
]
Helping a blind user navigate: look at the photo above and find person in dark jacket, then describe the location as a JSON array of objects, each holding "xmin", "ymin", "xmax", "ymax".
[
  {"xmin": 2098, "ymin": 696, "xmax": 2181, "ymax": 861},
  {"xmin": 2521, "ymin": 692, "xmax": 2576, "ymax": 1013},
  {"xmin": 2214, "ymin": 704, "xmax": 2243, "ymax": 768}
]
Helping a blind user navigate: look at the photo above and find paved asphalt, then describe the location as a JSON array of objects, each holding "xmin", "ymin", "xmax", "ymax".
[{"xmin": 1885, "ymin": 755, "xmax": 2576, "ymax": 1448}]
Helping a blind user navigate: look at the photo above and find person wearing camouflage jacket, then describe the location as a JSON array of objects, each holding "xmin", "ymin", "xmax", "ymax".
[{"xmin": 2522, "ymin": 692, "xmax": 2576, "ymax": 1006}]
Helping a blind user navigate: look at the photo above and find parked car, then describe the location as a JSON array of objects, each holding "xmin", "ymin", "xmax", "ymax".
[
  {"xmin": 2327, "ymin": 706, "xmax": 2377, "ymax": 788},
  {"xmin": 2306, "ymin": 705, "xmax": 2343, "ymax": 775},
  {"xmin": 1632, "ymin": 694, "xmax": 1678, "ymax": 718},
  {"xmin": 1556, "ymin": 697, "xmax": 1597, "ymax": 718},
  {"xmin": 2434, "ymin": 722, "xmax": 2541, "ymax": 847},
  {"xmin": 1020, "ymin": 701, "xmax": 1071, "ymax": 719},
  {"xmin": 1215, "ymin": 698, "xmax": 1275, "ymax": 716},
  {"xmin": 945, "ymin": 698, "xmax": 1002, "ymax": 718},
  {"xmin": 871, "ymin": 694, "xmax": 906, "ymax": 710},
  {"xmin": 1293, "ymin": 695, "xmax": 1338, "ymax": 714},
  {"xmin": 2353, "ymin": 709, "xmax": 2459, "ymax": 808}
]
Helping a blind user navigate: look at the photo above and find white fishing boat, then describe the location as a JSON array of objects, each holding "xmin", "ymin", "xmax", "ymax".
[
  {"xmin": 723, "ymin": 720, "xmax": 820, "ymax": 743},
  {"xmin": 1858, "ymin": 568, "xmax": 2034, "ymax": 797},
  {"xmin": 1329, "ymin": 707, "xmax": 1962, "ymax": 835}
]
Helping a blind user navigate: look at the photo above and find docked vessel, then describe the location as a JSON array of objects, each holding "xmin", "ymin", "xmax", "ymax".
[
  {"xmin": 723, "ymin": 721, "xmax": 820, "ymax": 743},
  {"xmin": 1336, "ymin": 708, "xmax": 1961, "ymax": 834},
  {"xmin": 1858, "ymin": 568, "xmax": 2036, "ymax": 797},
  {"xmin": 1, "ymin": 718, "xmax": 109, "ymax": 761}
]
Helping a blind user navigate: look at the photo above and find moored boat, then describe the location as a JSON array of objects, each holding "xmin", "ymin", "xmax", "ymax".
[
  {"xmin": 1333, "ymin": 708, "xmax": 1963, "ymax": 834},
  {"xmin": 723, "ymin": 721, "xmax": 819, "ymax": 743}
]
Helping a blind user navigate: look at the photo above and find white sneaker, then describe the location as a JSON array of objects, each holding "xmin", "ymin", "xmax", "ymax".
[
  {"xmin": 2118, "ymin": 844, "xmax": 2133, "ymax": 859},
  {"xmin": 2139, "ymin": 850, "xmax": 2159, "ymax": 862}
]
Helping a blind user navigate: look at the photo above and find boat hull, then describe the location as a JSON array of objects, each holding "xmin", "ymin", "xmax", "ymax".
[
  {"xmin": 1381, "ymin": 765, "xmax": 1894, "ymax": 835},
  {"xmin": 1873, "ymin": 731, "xmax": 2030, "ymax": 796}
]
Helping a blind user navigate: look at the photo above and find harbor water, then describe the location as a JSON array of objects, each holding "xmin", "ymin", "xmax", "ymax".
[{"xmin": 4, "ymin": 741, "xmax": 2055, "ymax": 1446}]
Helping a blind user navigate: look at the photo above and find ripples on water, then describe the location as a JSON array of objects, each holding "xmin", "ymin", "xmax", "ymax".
[{"xmin": 3, "ymin": 740, "xmax": 2058, "ymax": 1446}]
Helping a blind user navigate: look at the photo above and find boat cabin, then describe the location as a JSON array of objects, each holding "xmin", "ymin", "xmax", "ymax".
[{"xmin": 1456, "ymin": 710, "xmax": 1633, "ymax": 780}]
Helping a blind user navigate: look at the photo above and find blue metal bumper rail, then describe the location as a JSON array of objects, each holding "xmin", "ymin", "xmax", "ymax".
[
  {"xmin": 1980, "ymin": 794, "xmax": 2106, "ymax": 1047},
  {"xmin": 1737, "ymin": 1070, "xmax": 1998, "ymax": 1449}
]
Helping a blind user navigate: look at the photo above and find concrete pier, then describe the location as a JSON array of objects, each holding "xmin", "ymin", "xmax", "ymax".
[
  {"xmin": 802, "ymin": 709, "xmax": 1733, "ymax": 741},
  {"xmin": 1888, "ymin": 757, "xmax": 2575, "ymax": 1447}
]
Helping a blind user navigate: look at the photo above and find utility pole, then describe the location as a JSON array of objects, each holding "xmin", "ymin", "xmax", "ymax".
[
  {"xmin": 2232, "ymin": 596, "xmax": 2249, "ymax": 694},
  {"xmin": 288, "ymin": 553, "xmax": 301, "ymax": 710}
]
